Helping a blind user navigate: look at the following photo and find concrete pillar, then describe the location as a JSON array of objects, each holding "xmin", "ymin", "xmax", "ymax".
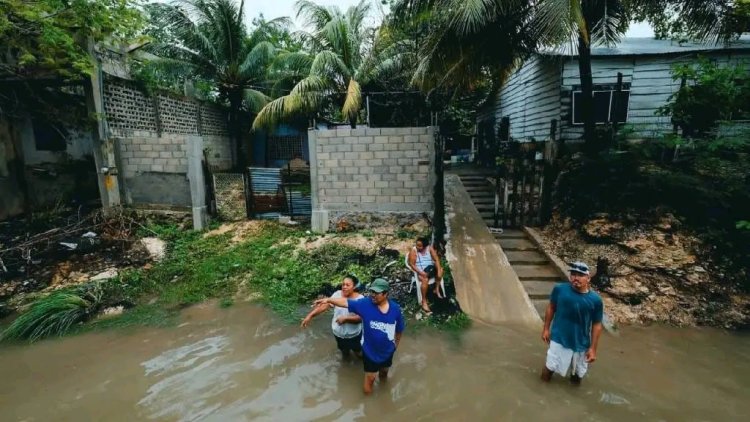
[
  {"xmin": 85, "ymin": 43, "xmax": 122, "ymax": 209},
  {"xmin": 308, "ymin": 128, "xmax": 329, "ymax": 233},
  {"xmin": 187, "ymin": 135, "xmax": 208, "ymax": 230}
]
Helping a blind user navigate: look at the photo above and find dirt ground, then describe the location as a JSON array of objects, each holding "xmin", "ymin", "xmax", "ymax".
[{"xmin": 539, "ymin": 214, "xmax": 750, "ymax": 329}]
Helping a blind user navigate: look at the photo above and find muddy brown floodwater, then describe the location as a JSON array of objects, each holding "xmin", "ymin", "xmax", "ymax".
[{"xmin": 1, "ymin": 303, "xmax": 748, "ymax": 421}]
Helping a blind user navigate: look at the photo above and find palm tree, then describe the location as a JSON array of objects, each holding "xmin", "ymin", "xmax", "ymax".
[
  {"xmin": 144, "ymin": 0, "xmax": 285, "ymax": 167},
  {"xmin": 253, "ymin": 0, "xmax": 409, "ymax": 129}
]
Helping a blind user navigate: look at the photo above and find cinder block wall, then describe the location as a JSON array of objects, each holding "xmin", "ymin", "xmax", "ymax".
[
  {"xmin": 309, "ymin": 127, "xmax": 435, "ymax": 212},
  {"xmin": 104, "ymin": 79, "xmax": 233, "ymax": 207}
]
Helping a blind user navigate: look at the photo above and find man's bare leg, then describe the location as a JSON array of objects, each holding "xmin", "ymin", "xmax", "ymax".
[
  {"xmin": 378, "ymin": 368, "xmax": 389, "ymax": 381},
  {"xmin": 433, "ymin": 278, "xmax": 443, "ymax": 298},
  {"xmin": 363, "ymin": 372, "xmax": 377, "ymax": 395},
  {"xmin": 541, "ymin": 366, "xmax": 553, "ymax": 382}
]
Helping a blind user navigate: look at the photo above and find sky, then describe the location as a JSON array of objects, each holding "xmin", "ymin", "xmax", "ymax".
[{"xmin": 245, "ymin": 0, "xmax": 655, "ymax": 37}]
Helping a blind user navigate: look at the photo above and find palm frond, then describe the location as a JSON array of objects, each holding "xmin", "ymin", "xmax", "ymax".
[
  {"xmin": 310, "ymin": 50, "xmax": 351, "ymax": 81},
  {"xmin": 342, "ymin": 78, "xmax": 362, "ymax": 121},
  {"xmin": 295, "ymin": 0, "xmax": 337, "ymax": 31},
  {"xmin": 243, "ymin": 88, "xmax": 270, "ymax": 113},
  {"xmin": 239, "ymin": 41, "xmax": 276, "ymax": 81}
]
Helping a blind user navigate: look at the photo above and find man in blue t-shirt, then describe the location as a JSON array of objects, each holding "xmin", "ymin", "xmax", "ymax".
[
  {"xmin": 315, "ymin": 278, "xmax": 405, "ymax": 394},
  {"xmin": 541, "ymin": 261, "xmax": 604, "ymax": 385}
]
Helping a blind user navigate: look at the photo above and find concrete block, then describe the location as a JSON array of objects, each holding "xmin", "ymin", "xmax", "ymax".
[
  {"xmin": 374, "ymin": 136, "xmax": 389, "ymax": 144},
  {"xmin": 140, "ymin": 144, "xmax": 154, "ymax": 151},
  {"xmin": 318, "ymin": 129, "xmax": 334, "ymax": 138},
  {"xmin": 164, "ymin": 165, "xmax": 180, "ymax": 173},
  {"xmin": 404, "ymin": 180, "xmax": 419, "ymax": 188},
  {"xmin": 337, "ymin": 145, "xmax": 353, "ymax": 153},
  {"xmin": 151, "ymin": 164, "xmax": 164, "ymax": 172},
  {"xmin": 358, "ymin": 152, "xmax": 374, "ymax": 160},
  {"xmin": 361, "ymin": 196, "xmax": 376, "ymax": 203},
  {"xmin": 338, "ymin": 159, "xmax": 352, "ymax": 167},
  {"xmin": 388, "ymin": 181, "xmax": 404, "ymax": 188},
  {"xmin": 360, "ymin": 181, "xmax": 375, "ymax": 189},
  {"xmin": 388, "ymin": 166, "xmax": 404, "ymax": 174},
  {"xmin": 388, "ymin": 136, "xmax": 402, "ymax": 144},
  {"xmin": 404, "ymin": 150, "xmax": 419, "ymax": 158},
  {"xmin": 390, "ymin": 195, "xmax": 405, "ymax": 203},
  {"xmin": 404, "ymin": 196, "xmax": 419, "ymax": 203},
  {"xmin": 404, "ymin": 135, "xmax": 419, "ymax": 143},
  {"xmin": 382, "ymin": 173, "xmax": 396, "ymax": 181},
  {"xmin": 375, "ymin": 181, "xmax": 389, "ymax": 188},
  {"xmin": 121, "ymin": 151, "xmax": 134, "ymax": 158},
  {"xmin": 344, "ymin": 152, "xmax": 358, "ymax": 160},
  {"xmin": 396, "ymin": 188, "xmax": 411, "ymax": 195},
  {"xmin": 411, "ymin": 188, "xmax": 425, "ymax": 196},
  {"xmin": 353, "ymin": 144, "xmax": 366, "ymax": 152},
  {"xmin": 381, "ymin": 128, "xmax": 397, "ymax": 135},
  {"xmin": 345, "ymin": 196, "xmax": 361, "ymax": 203},
  {"xmin": 317, "ymin": 152, "xmax": 330, "ymax": 160},
  {"xmin": 411, "ymin": 127, "xmax": 427, "ymax": 135},
  {"xmin": 353, "ymin": 175, "xmax": 367, "ymax": 182},
  {"xmin": 382, "ymin": 158, "xmax": 397, "ymax": 166},
  {"xmin": 329, "ymin": 138, "xmax": 344, "ymax": 146},
  {"xmin": 332, "ymin": 181, "xmax": 346, "ymax": 189},
  {"xmin": 397, "ymin": 158, "xmax": 412, "ymax": 166},
  {"xmin": 365, "ymin": 127, "xmax": 381, "ymax": 136},
  {"xmin": 397, "ymin": 142, "xmax": 413, "ymax": 151},
  {"xmin": 384, "ymin": 143, "xmax": 398, "ymax": 151},
  {"xmin": 376, "ymin": 195, "xmax": 390, "ymax": 204},
  {"xmin": 396, "ymin": 173, "xmax": 412, "ymax": 182},
  {"xmin": 395, "ymin": 127, "xmax": 411, "ymax": 135},
  {"xmin": 159, "ymin": 151, "xmax": 172, "ymax": 158},
  {"xmin": 140, "ymin": 158, "xmax": 155, "ymax": 165},
  {"xmin": 353, "ymin": 159, "xmax": 367, "ymax": 167},
  {"xmin": 368, "ymin": 143, "xmax": 384, "ymax": 151},
  {"xmin": 145, "ymin": 151, "xmax": 159, "ymax": 159},
  {"xmin": 345, "ymin": 167, "xmax": 358, "ymax": 174},
  {"xmin": 414, "ymin": 173, "xmax": 428, "ymax": 181},
  {"xmin": 358, "ymin": 167, "xmax": 373, "ymax": 175},
  {"xmin": 154, "ymin": 158, "xmax": 168, "ymax": 165},
  {"xmin": 366, "ymin": 188, "xmax": 380, "ymax": 195},
  {"xmin": 321, "ymin": 145, "xmax": 337, "ymax": 153},
  {"xmin": 367, "ymin": 159, "xmax": 383, "ymax": 166},
  {"xmin": 374, "ymin": 151, "xmax": 389, "ymax": 159},
  {"xmin": 345, "ymin": 181, "xmax": 359, "ymax": 189},
  {"xmin": 172, "ymin": 151, "xmax": 186, "ymax": 158},
  {"xmin": 336, "ymin": 128, "xmax": 351, "ymax": 137},
  {"xmin": 311, "ymin": 210, "xmax": 330, "ymax": 233},
  {"xmin": 419, "ymin": 134, "xmax": 432, "ymax": 144}
]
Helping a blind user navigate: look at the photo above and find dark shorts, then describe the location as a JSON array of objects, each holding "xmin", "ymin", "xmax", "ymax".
[
  {"xmin": 362, "ymin": 351, "xmax": 394, "ymax": 373},
  {"xmin": 334, "ymin": 333, "xmax": 362, "ymax": 353}
]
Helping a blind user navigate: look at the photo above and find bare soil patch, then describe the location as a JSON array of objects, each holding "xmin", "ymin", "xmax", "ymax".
[{"xmin": 539, "ymin": 214, "xmax": 749, "ymax": 328}]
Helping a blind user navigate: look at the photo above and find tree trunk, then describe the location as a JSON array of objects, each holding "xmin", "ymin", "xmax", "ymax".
[
  {"xmin": 228, "ymin": 91, "xmax": 247, "ymax": 169},
  {"xmin": 577, "ymin": 33, "xmax": 596, "ymax": 153}
]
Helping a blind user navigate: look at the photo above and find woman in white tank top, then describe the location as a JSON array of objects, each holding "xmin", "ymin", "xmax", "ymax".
[
  {"xmin": 407, "ymin": 236, "xmax": 444, "ymax": 313},
  {"xmin": 301, "ymin": 275, "xmax": 364, "ymax": 358}
]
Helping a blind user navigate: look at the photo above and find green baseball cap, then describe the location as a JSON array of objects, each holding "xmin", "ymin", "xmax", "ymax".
[{"xmin": 368, "ymin": 278, "xmax": 390, "ymax": 293}]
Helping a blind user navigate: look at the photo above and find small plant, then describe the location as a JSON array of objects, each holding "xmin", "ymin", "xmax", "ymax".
[
  {"xmin": 1, "ymin": 285, "xmax": 103, "ymax": 342},
  {"xmin": 219, "ymin": 298, "xmax": 234, "ymax": 308}
]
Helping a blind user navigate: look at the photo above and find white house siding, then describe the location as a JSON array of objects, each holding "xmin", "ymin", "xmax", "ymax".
[
  {"xmin": 492, "ymin": 57, "xmax": 561, "ymax": 141},
  {"xmin": 559, "ymin": 51, "xmax": 750, "ymax": 140}
]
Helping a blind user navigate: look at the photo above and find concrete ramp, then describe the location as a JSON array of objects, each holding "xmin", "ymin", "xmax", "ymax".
[{"xmin": 444, "ymin": 174, "xmax": 541, "ymax": 326}]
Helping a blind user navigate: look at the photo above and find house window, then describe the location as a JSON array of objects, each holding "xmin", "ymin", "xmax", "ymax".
[
  {"xmin": 32, "ymin": 119, "xmax": 67, "ymax": 151},
  {"xmin": 572, "ymin": 87, "xmax": 630, "ymax": 125},
  {"xmin": 268, "ymin": 135, "xmax": 303, "ymax": 161}
]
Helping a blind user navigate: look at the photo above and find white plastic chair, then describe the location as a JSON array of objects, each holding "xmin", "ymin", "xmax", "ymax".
[{"xmin": 406, "ymin": 249, "xmax": 446, "ymax": 305}]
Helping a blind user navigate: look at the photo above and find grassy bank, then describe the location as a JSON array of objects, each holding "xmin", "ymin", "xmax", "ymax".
[{"xmin": 1, "ymin": 221, "xmax": 469, "ymax": 342}]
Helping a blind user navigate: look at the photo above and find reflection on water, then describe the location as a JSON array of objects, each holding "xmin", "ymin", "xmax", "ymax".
[{"xmin": 0, "ymin": 301, "xmax": 748, "ymax": 421}]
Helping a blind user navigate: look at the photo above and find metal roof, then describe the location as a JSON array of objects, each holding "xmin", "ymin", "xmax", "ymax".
[{"xmin": 542, "ymin": 35, "xmax": 750, "ymax": 57}]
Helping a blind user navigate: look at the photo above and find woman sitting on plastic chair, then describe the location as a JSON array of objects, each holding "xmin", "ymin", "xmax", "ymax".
[{"xmin": 407, "ymin": 236, "xmax": 444, "ymax": 314}]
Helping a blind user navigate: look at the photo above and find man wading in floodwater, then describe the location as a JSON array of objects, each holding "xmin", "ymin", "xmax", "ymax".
[
  {"xmin": 541, "ymin": 261, "xmax": 604, "ymax": 385},
  {"xmin": 314, "ymin": 278, "xmax": 404, "ymax": 395}
]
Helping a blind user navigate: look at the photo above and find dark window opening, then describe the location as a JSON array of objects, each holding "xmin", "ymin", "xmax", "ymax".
[
  {"xmin": 572, "ymin": 89, "xmax": 630, "ymax": 125},
  {"xmin": 268, "ymin": 135, "xmax": 303, "ymax": 161},
  {"xmin": 33, "ymin": 120, "xmax": 68, "ymax": 151}
]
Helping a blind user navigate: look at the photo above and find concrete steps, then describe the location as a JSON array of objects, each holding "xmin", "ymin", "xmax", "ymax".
[{"xmin": 457, "ymin": 171, "xmax": 565, "ymax": 319}]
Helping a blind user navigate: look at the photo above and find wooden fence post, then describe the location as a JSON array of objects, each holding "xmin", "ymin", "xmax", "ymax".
[{"xmin": 538, "ymin": 119, "xmax": 558, "ymax": 225}]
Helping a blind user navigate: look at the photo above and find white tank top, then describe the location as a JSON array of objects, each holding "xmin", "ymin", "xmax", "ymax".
[
  {"xmin": 414, "ymin": 246, "xmax": 434, "ymax": 271},
  {"xmin": 330, "ymin": 290, "xmax": 363, "ymax": 338}
]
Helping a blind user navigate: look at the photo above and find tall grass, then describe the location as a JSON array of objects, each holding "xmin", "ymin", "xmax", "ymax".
[{"xmin": 1, "ymin": 286, "xmax": 102, "ymax": 342}]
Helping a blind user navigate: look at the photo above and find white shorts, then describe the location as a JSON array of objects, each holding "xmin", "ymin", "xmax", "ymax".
[{"xmin": 545, "ymin": 341, "xmax": 589, "ymax": 378}]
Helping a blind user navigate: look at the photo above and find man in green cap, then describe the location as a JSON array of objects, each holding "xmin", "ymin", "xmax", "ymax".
[{"xmin": 314, "ymin": 278, "xmax": 405, "ymax": 395}]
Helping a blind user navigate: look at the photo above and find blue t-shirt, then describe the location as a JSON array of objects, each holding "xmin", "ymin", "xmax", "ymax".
[
  {"xmin": 550, "ymin": 282, "xmax": 603, "ymax": 352},
  {"xmin": 348, "ymin": 298, "xmax": 405, "ymax": 363}
]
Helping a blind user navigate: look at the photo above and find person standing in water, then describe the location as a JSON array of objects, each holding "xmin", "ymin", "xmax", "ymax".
[
  {"xmin": 541, "ymin": 261, "xmax": 604, "ymax": 385},
  {"xmin": 314, "ymin": 278, "xmax": 405, "ymax": 395},
  {"xmin": 302, "ymin": 275, "xmax": 364, "ymax": 358},
  {"xmin": 407, "ymin": 236, "xmax": 444, "ymax": 314}
]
